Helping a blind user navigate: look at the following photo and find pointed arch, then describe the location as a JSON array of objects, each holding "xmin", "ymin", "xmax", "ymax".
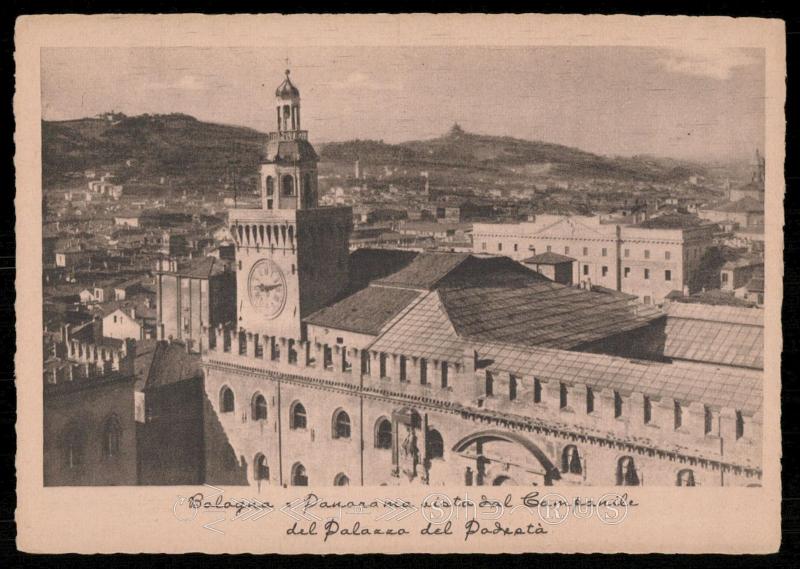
[
  {"xmin": 374, "ymin": 417, "xmax": 392, "ymax": 449},
  {"xmin": 220, "ymin": 385, "xmax": 235, "ymax": 413}
]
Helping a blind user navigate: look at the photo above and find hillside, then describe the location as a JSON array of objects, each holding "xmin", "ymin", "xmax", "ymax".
[
  {"xmin": 42, "ymin": 114, "xmax": 704, "ymax": 189},
  {"xmin": 42, "ymin": 113, "xmax": 265, "ymax": 189},
  {"xmin": 319, "ymin": 124, "xmax": 703, "ymax": 182}
]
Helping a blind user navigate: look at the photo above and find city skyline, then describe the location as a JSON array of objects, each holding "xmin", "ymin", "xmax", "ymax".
[{"xmin": 41, "ymin": 46, "xmax": 764, "ymax": 163}]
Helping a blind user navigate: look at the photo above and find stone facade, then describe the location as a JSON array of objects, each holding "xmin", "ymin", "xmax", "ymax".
[
  {"xmin": 472, "ymin": 217, "xmax": 716, "ymax": 304},
  {"xmin": 200, "ymin": 329, "xmax": 761, "ymax": 488}
]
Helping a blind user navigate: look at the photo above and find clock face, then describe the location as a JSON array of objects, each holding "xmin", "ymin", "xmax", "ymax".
[{"xmin": 247, "ymin": 259, "xmax": 287, "ymax": 319}]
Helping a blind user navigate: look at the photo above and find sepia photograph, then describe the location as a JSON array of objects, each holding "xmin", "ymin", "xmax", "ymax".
[{"xmin": 15, "ymin": 14, "xmax": 785, "ymax": 554}]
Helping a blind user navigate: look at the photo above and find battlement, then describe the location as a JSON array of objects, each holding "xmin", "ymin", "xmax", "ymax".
[
  {"xmin": 201, "ymin": 324, "xmax": 761, "ymax": 467},
  {"xmin": 268, "ymin": 130, "xmax": 308, "ymax": 142},
  {"xmin": 47, "ymin": 334, "xmax": 137, "ymax": 385}
]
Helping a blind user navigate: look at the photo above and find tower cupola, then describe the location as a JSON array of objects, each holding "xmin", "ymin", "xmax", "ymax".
[{"xmin": 275, "ymin": 69, "xmax": 301, "ymax": 132}]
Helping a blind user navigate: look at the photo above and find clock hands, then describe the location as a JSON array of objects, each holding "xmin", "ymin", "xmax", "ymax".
[{"xmin": 256, "ymin": 283, "xmax": 282, "ymax": 294}]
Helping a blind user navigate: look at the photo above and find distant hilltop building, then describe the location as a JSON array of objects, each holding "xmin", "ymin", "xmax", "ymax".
[{"xmin": 96, "ymin": 110, "xmax": 127, "ymax": 123}]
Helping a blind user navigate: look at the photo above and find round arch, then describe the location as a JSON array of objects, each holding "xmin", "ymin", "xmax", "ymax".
[{"xmin": 452, "ymin": 429, "xmax": 561, "ymax": 482}]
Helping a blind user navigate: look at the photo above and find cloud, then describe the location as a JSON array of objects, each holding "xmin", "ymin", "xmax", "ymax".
[
  {"xmin": 329, "ymin": 71, "xmax": 402, "ymax": 92},
  {"xmin": 656, "ymin": 48, "xmax": 761, "ymax": 80},
  {"xmin": 146, "ymin": 74, "xmax": 209, "ymax": 91}
]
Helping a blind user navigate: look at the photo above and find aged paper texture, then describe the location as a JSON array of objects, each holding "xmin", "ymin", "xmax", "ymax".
[{"xmin": 15, "ymin": 14, "xmax": 784, "ymax": 553}]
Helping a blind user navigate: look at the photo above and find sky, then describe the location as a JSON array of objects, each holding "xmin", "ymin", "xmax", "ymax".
[{"xmin": 41, "ymin": 46, "xmax": 765, "ymax": 162}]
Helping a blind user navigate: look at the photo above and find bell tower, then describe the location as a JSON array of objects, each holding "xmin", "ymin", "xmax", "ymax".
[
  {"xmin": 229, "ymin": 69, "xmax": 352, "ymax": 340},
  {"xmin": 260, "ymin": 69, "xmax": 319, "ymax": 211}
]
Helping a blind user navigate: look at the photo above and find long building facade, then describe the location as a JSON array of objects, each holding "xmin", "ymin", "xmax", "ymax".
[
  {"xmin": 472, "ymin": 216, "xmax": 717, "ymax": 305},
  {"xmin": 200, "ymin": 71, "xmax": 762, "ymax": 489}
]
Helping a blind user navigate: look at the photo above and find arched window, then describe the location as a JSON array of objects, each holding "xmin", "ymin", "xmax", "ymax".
[
  {"xmin": 561, "ymin": 445, "xmax": 582, "ymax": 475},
  {"xmin": 334, "ymin": 473, "xmax": 350, "ymax": 486},
  {"xmin": 282, "ymin": 175, "xmax": 295, "ymax": 196},
  {"xmin": 102, "ymin": 416, "xmax": 121, "ymax": 459},
  {"xmin": 485, "ymin": 371, "xmax": 493, "ymax": 396},
  {"xmin": 290, "ymin": 402, "xmax": 307, "ymax": 430},
  {"xmin": 674, "ymin": 400, "xmax": 683, "ymax": 430},
  {"xmin": 509, "ymin": 374, "xmax": 518, "ymax": 401},
  {"xmin": 220, "ymin": 386, "xmax": 235, "ymax": 413},
  {"xmin": 254, "ymin": 453, "xmax": 270, "ymax": 482},
  {"xmin": 291, "ymin": 463, "xmax": 308, "ymax": 486},
  {"xmin": 427, "ymin": 429, "xmax": 444, "ymax": 460},
  {"xmin": 375, "ymin": 418, "xmax": 392, "ymax": 449},
  {"xmin": 266, "ymin": 176, "xmax": 274, "ymax": 196},
  {"xmin": 333, "ymin": 409, "xmax": 351, "ymax": 439},
  {"xmin": 252, "ymin": 394, "xmax": 267, "ymax": 421},
  {"xmin": 616, "ymin": 456, "xmax": 640, "ymax": 486},
  {"xmin": 64, "ymin": 426, "xmax": 84, "ymax": 469},
  {"xmin": 677, "ymin": 469, "xmax": 696, "ymax": 487}
]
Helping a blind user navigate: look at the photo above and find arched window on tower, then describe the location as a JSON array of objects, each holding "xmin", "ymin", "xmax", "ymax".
[
  {"xmin": 427, "ymin": 429, "xmax": 444, "ymax": 460},
  {"xmin": 282, "ymin": 105, "xmax": 291, "ymax": 131},
  {"xmin": 266, "ymin": 176, "xmax": 274, "ymax": 196},
  {"xmin": 616, "ymin": 456, "xmax": 640, "ymax": 486},
  {"xmin": 333, "ymin": 410, "xmax": 351, "ymax": 439},
  {"xmin": 102, "ymin": 416, "xmax": 121, "ymax": 460},
  {"xmin": 291, "ymin": 463, "xmax": 308, "ymax": 486},
  {"xmin": 251, "ymin": 394, "xmax": 267, "ymax": 421},
  {"xmin": 290, "ymin": 402, "xmax": 307, "ymax": 430},
  {"xmin": 282, "ymin": 175, "xmax": 295, "ymax": 196},
  {"xmin": 375, "ymin": 418, "xmax": 392, "ymax": 449},
  {"xmin": 334, "ymin": 473, "xmax": 350, "ymax": 486},
  {"xmin": 220, "ymin": 386, "xmax": 235, "ymax": 413},
  {"xmin": 677, "ymin": 469, "xmax": 696, "ymax": 487},
  {"xmin": 561, "ymin": 445, "xmax": 582, "ymax": 475}
]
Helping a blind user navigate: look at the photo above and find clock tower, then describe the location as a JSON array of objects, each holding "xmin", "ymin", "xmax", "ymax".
[{"xmin": 229, "ymin": 69, "xmax": 352, "ymax": 340}]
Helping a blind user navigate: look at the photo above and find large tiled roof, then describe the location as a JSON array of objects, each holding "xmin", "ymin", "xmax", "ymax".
[
  {"xmin": 477, "ymin": 341, "xmax": 762, "ymax": 415},
  {"xmin": 634, "ymin": 213, "xmax": 706, "ymax": 229},
  {"xmin": 368, "ymin": 265, "xmax": 662, "ymax": 361},
  {"xmin": 369, "ymin": 292, "xmax": 467, "ymax": 362},
  {"xmin": 665, "ymin": 302, "xmax": 764, "ymax": 327},
  {"xmin": 436, "ymin": 258, "xmax": 662, "ymax": 349},
  {"xmin": 664, "ymin": 303, "xmax": 763, "ymax": 369},
  {"xmin": 346, "ymin": 249, "xmax": 418, "ymax": 291},
  {"xmin": 305, "ymin": 285, "xmax": 422, "ymax": 335},
  {"xmin": 373, "ymin": 252, "xmax": 471, "ymax": 290}
]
